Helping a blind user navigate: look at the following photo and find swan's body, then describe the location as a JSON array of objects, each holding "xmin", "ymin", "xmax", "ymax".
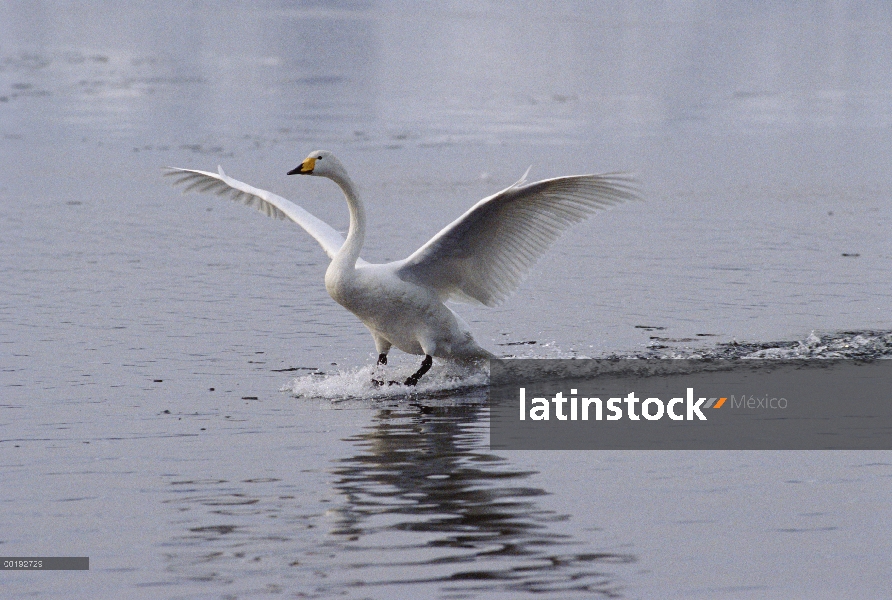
[
  {"xmin": 325, "ymin": 261, "xmax": 490, "ymax": 360},
  {"xmin": 166, "ymin": 150, "xmax": 636, "ymax": 385}
]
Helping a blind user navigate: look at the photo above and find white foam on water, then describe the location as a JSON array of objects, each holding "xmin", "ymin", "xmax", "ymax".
[
  {"xmin": 283, "ymin": 340, "xmax": 589, "ymax": 401},
  {"xmin": 608, "ymin": 330, "xmax": 892, "ymax": 361},
  {"xmin": 283, "ymin": 361, "xmax": 490, "ymax": 401},
  {"xmin": 740, "ymin": 330, "xmax": 892, "ymax": 359},
  {"xmin": 282, "ymin": 331, "xmax": 892, "ymax": 401}
]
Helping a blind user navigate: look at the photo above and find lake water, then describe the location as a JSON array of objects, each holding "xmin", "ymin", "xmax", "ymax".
[{"xmin": 2, "ymin": 1, "xmax": 891, "ymax": 598}]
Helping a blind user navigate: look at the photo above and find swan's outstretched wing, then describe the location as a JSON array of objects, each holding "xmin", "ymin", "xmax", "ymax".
[
  {"xmin": 395, "ymin": 171, "xmax": 638, "ymax": 306},
  {"xmin": 165, "ymin": 166, "xmax": 354, "ymax": 262}
]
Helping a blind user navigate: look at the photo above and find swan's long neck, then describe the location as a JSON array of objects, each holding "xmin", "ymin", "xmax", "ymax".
[{"xmin": 330, "ymin": 171, "xmax": 365, "ymax": 269}]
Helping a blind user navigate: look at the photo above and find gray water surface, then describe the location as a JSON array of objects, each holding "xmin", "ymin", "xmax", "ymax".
[{"xmin": 2, "ymin": 2, "xmax": 891, "ymax": 598}]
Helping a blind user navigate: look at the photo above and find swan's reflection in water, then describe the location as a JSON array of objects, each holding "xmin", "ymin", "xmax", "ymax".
[
  {"xmin": 327, "ymin": 393, "xmax": 636, "ymax": 597},
  {"xmin": 156, "ymin": 391, "xmax": 635, "ymax": 597}
]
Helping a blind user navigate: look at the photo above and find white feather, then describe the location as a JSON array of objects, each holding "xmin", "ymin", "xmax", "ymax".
[
  {"xmin": 164, "ymin": 165, "xmax": 360, "ymax": 263},
  {"xmin": 395, "ymin": 172, "xmax": 638, "ymax": 306}
]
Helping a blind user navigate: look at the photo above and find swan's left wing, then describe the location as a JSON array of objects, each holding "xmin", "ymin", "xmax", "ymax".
[
  {"xmin": 165, "ymin": 166, "xmax": 359, "ymax": 262},
  {"xmin": 395, "ymin": 171, "xmax": 638, "ymax": 306}
]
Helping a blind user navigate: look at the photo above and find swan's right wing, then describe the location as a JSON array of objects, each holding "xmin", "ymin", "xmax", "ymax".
[
  {"xmin": 395, "ymin": 172, "xmax": 638, "ymax": 306},
  {"xmin": 165, "ymin": 166, "xmax": 352, "ymax": 262}
]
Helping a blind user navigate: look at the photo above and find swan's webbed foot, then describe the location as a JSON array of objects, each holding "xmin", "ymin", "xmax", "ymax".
[
  {"xmin": 372, "ymin": 354, "xmax": 432, "ymax": 387},
  {"xmin": 404, "ymin": 355, "xmax": 433, "ymax": 386},
  {"xmin": 371, "ymin": 353, "xmax": 390, "ymax": 386}
]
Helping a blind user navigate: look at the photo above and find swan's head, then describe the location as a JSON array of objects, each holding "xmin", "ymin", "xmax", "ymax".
[{"xmin": 287, "ymin": 150, "xmax": 344, "ymax": 179}]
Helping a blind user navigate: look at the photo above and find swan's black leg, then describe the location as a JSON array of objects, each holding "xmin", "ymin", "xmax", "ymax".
[
  {"xmin": 372, "ymin": 353, "xmax": 389, "ymax": 387},
  {"xmin": 404, "ymin": 355, "xmax": 433, "ymax": 386}
]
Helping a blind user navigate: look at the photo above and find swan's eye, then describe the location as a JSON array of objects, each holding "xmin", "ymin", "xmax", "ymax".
[{"xmin": 317, "ymin": 156, "xmax": 323, "ymax": 160}]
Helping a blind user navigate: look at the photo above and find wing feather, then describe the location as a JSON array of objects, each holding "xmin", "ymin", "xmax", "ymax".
[
  {"xmin": 395, "ymin": 172, "xmax": 638, "ymax": 306},
  {"xmin": 164, "ymin": 166, "xmax": 360, "ymax": 262}
]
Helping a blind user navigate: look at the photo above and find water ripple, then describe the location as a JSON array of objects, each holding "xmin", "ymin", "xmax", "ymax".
[{"xmin": 321, "ymin": 400, "xmax": 635, "ymax": 597}]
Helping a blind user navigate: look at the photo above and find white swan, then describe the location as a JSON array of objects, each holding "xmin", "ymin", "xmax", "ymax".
[{"xmin": 166, "ymin": 150, "xmax": 636, "ymax": 386}]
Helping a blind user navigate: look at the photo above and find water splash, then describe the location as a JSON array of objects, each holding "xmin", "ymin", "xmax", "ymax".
[
  {"xmin": 283, "ymin": 330, "xmax": 892, "ymax": 400},
  {"xmin": 736, "ymin": 330, "xmax": 892, "ymax": 359},
  {"xmin": 602, "ymin": 329, "xmax": 892, "ymax": 361},
  {"xmin": 283, "ymin": 361, "xmax": 489, "ymax": 401},
  {"xmin": 685, "ymin": 330, "xmax": 890, "ymax": 360}
]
